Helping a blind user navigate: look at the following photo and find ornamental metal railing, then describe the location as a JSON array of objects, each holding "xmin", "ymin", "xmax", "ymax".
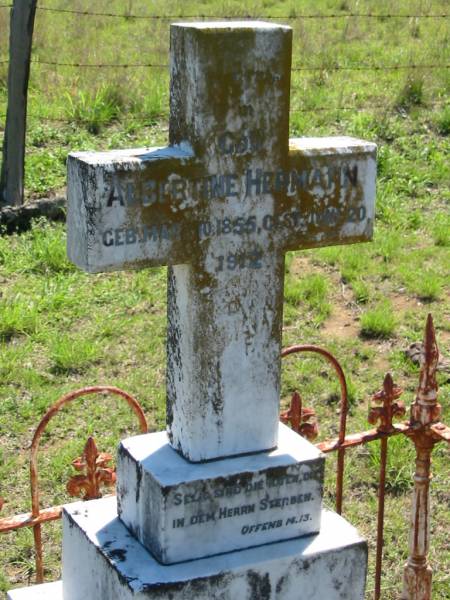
[{"xmin": 0, "ymin": 315, "xmax": 448, "ymax": 599}]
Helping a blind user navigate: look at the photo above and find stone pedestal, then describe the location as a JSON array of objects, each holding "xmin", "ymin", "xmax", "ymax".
[
  {"xmin": 61, "ymin": 497, "xmax": 367, "ymax": 600},
  {"xmin": 117, "ymin": 424, "xmax": 324, "ymax": 563},
  {"xmin": 7, "ymin": 499, "xmax": 367, "ymax": 600},
  {"xmin": 7, "ymin": 582, "xmax": 62, "ymax": 600}
]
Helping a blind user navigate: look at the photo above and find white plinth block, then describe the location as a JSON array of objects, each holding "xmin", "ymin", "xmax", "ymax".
[
  {"xmin": 60, "ymin": 496, "xmax": 367, "ymax": 600},
  {"xmin": 7, "ymin": 582, "xmax": 63, "ymax": 600},
  {"xmin": 117, "ymin": 424, "xmax": 324, "ymax": 563}
]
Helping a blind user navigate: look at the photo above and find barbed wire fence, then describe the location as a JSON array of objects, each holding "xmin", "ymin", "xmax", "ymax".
[
  {"xmin": 2, "ymin": 4, "xmax": 450, "ymax": 18},
  {"xmin": 0, "ymin": 3, "xmax": 449, "ymax": 205}
]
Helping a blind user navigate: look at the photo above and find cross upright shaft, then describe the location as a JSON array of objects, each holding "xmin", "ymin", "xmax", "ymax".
[
  {"xmin": 166, "ymin": 23, "xmax": 292, "ymax": 461},
  {"xmin": 67, "ymin": 22, "xmax": 376, "ymax": 463}
]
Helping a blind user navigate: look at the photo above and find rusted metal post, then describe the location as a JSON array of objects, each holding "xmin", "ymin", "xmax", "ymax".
[
  {"xmin": 374, "ymin": 436, "xmax": 387, "ymax": 600},
  {"xmin": 32, "ymin": 522, "xmax": 44, "ymax": 584},
  {"xmin": 369, "ymin": 373, "xmax": 405, "ymax": 600},
  {"xmin": 0, "ymin": 0, "xmax": 38, "ymax": 206},
  {"xmin": 402, "ymin": 435, "xmax": 434, "ymax": 599},
  {"xmin": 402, "ymin": 315, "xmax": 450, "ymax": 599}
]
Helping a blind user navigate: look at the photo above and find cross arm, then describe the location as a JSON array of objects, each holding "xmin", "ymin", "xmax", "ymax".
[
  {"xmin": 67, "ymin": 145, "xmax": 201, "ymax": 273},
  {"xmin": 280, "ymin": 136, "xmax": 377, "ymax": 252}
]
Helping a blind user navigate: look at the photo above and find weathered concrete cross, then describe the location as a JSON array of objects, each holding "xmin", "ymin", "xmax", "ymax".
[{"xmin": 67, "ymin": 22, "xmax": 376, "ymax": 462}]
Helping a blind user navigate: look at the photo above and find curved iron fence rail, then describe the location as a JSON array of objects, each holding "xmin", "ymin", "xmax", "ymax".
[{"xmin": 0, "ymin": 386, "xmax": 148, "ymax": 583}]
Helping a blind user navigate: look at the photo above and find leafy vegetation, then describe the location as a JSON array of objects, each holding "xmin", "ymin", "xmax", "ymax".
[{"xmin": 0, "ymin": 1, "xmax": 449, "ymax": 598}]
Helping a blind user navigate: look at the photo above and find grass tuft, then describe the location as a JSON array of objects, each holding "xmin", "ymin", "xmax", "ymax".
[
  {"xmin": 49, "ymin": 335, "xmax": 101, "ymax": 374},
  {"xmin": 396, "ymin": 75, "xmax": 425, "ymax": 109},
  {"xmin": 65, "ymin": 85, "xmax": 125, "ymax": 134},
  {"xmin": 410, "ymin": 271, "xmax": 443, "ymax": 302},
  {"xmin": 351, "ymin": 279, "xmax": 371, "ymax": 304},
  {"xmin": 360, "ymin": 302, "xmax": 396, "ymax": 339},
  {"xmin": 0, "ymin": 221, "xmax": 73, "ymax": 275},
  {"xmin": 285, "ymin": 273, "xmax": 331, "ymax": 324},
  {"xmin": 0, "ymin": 298, "xmax": 39, "ymax": 341},
  {"xmin": 434, "ymin": 105, "xmax": 450, "ymax": 136},
  {"xmin": 432, "ymin": 213, "xmax": 450, "ymax": 247}
]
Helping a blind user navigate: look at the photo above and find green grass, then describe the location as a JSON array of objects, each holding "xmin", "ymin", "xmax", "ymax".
[
  {"xmin": 360, "ymin": 302, "xmax": 397, "ymax": 339},
  {"xmin": 49, "ymin": 334, "xmax": 101, "ymax": 374},
  {"xmin": 432, "ymin": 212, "xmax": 450, "ymax": 247},
  {"xmin": 64, "ymin": 85, "xmax": 125, "ymax": 134},
  {"xmin": 368, "ymin": 435, "xmax": 415, "ymax": 495},
  {"xmin": 351, "ymin": 278, "xmax": 371, "ymax": 304},
  {"xmin": 285, "ymin": 273, "xmax": 331, "ymax": 325},
  {"xmin": 0, "ymin": 1, "xmax": 449, "ymax": 598},
  {"xmin": 434, "ymin": 105, "xmax": 450, "ymax": 136},
  {"xmin": 395, "ymin": 75, "xmax": 425, "ymax": 110}
]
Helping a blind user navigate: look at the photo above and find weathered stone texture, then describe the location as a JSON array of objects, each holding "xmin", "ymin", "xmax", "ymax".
[
  {"xmin": 117, "ymin": 424, "xmax": 324, "ymax": 564},
  {"xmin": 61, "ymin": 497, "xmax": 367, "ymax": 600},
  {"xmin": 66, "ymin": 23, "xmax": 376, "ymax": 462}
]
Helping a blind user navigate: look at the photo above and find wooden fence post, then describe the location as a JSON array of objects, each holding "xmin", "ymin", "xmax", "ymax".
[{"xmin": 0, "ymin": 0, "xmax": 38, "ymax": 207}]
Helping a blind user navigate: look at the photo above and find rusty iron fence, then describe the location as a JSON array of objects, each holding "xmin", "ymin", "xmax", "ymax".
[
  {"xmin": 281, "ymin": 314, "xmax": 450, "ymax": 599},
  {"xmin": 0, "ymin": 315, "xmax": 449, "ymax": 599},
  {"xmin": 0, "ymin": 386, "xmax": 148, "ymax": 584}
]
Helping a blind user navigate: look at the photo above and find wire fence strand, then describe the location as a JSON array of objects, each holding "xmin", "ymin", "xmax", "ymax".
[
  {"xmin": 293, "ymin": 63, "xmax": 450, "ymax": 71},
  {"xmin": 22, "ymin": 59, "xmax": 450, "ymax": 71},
  {"xmin": 29, "ymin": 60, "xmax": 167, "ymax": 68},
  {"xmin": 2, "ymin": 5, "xmax": 448, "ymax": 18},
  {"xmin": 34, "ymin": 7, "xmax": 450, "ymax": 19}
]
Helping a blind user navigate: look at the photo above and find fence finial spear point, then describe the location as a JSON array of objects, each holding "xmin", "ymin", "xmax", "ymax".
[
  {"xmin": 369, "ymin": 372, "xmax": 405, "ymax": 432},
  {"xmin": 410, "ymin": 314, "xmax": 441, "ymax": 427},
  {"xmin": 85, "ymin": 436, "xmax": 97, "ymax": 457},
  {"xmin": 424, "ymin": 313, "xmax": 438, "ymax": 368},
  {"xmin": 417, "ymin": 313, "xmax": 439, "ymax": 403},
  {"xmin": 383, "ymin": 372, "xmax": 394, "ymax": 395}
]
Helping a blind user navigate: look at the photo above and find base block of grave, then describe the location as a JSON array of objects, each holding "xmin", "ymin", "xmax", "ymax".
[
  {"xmin": 117, "ymin": 423, "xmax": 324, "ymax": 564},
  {"xmin": 7, "ymin": 582, "xmax": 63, "ymax": 600},
  {"xmin": 58, "ymin": 497, "xmax": 367, "ymax": 600}
]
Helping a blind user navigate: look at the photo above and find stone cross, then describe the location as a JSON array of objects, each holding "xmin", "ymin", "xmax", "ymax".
[{"xmin": 67, "ymin": 22, "xmax": 376, "ymax": 462}]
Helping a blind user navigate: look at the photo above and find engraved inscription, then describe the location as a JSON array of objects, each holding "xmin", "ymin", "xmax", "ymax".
[
  {"xmin": 217, "ymin": 131, "xmax": 263, "ymax": 155},
  {"xmin": 168, "ymin": 466, "xmax": 320, "ymax": 535},
  {"xmin": 102, "ymin": 223, "xmax": 181, "ymax": 247},
  {"xmin": 104, "ymin": 163, "xmax": 359, "ymax": 211},
  {"xmin": 198, "ymin": 206, "xmax": 367, "ymax": 243}
]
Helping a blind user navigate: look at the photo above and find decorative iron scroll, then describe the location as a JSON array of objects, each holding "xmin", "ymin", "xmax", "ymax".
[{"xmin": 66, "ymin": 437, "xmax": 116, "ymax": 501}]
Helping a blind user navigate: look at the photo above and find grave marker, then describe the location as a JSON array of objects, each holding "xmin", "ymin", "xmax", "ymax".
[
  {"xmin": 8, "ymin": 21, "xmax": 372, "ymax": 600},
  {"xmin": 67, "ymin": 22, "xmax": 376, "ymax": 463}
]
